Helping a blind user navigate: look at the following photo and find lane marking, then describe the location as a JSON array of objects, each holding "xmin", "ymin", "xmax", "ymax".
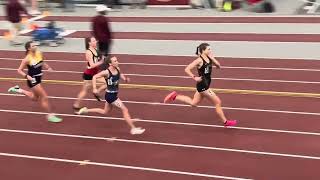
[
  {"xmin": 1, "ymin": 77, "xmax": 320, "ymax": 98},
  {"xmin": 79, "ymin": 160, "xmax": 90, "ymax": 166},
  {"xmin": 1, "ymin": 67, "xmax": 319, "ymax": 85},
  {"xmin": 2, "ymin": 13, "xmax": 48, "ymax": 38},
  {"xmin": 0, "ymin": 103, "xmax": 320, "ymax": 137},
  {"xmin": 1, "ymin": 92, "xmax": 320, "ymax": 117},
  {"xmin": 59, "ymin": 30, "xmax": 76, "ymax": 37},
  {"xmin": 0, "ymin": 152, "xmax": 252, "ymax": 180},
  {"xmin": 1, "ymin": 57, "xmax": 320, "ymax": 72},
  {"xmin": 1, "ymin": 128, "xmax": 320, "ymax": 161}
]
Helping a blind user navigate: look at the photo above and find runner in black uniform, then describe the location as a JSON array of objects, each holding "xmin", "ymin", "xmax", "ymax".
[
  {"xmin": 7, "ymin": 41, "xmax": 62, "ymax": 123},
  {"xmin": 77, "ymin": 56, "xmax": 145, "ymax": 135},
  {"xmin": 164, "ymin": 43, "xmax": 237, "ymax": 127},
  {"xmin": 73, "ymin": 37, "xmax": 106, "ymax": 110},
  {"xmin": 196, "ymin": 55, "xmax": 213, "ymax": 92}
]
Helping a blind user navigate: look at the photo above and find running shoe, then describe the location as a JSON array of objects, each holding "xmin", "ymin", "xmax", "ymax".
[
  {"xmin": 163, "ymin": 91, "xmax": 177, "ymax": 103},
  {"xmin": 224, "ymin": 120, "xmax": 237, "ymax": 127},
  {"xmin": 47, "ymin": 114, "xmax": 63, "ymax": 123},
  {"xmin": 8, "ymin": 85, "xmax": 20, "ymax": 94},
  {"xmin": 76, "ymin": 107, "xmax": 88, "ymax": 115},
  {"xmin": 130, "ymin": 127, "xmax": 145, "ymax": 135}
]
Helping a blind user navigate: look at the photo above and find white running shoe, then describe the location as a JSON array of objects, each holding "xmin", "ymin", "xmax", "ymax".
[
  {"xmin": 8, "ymin": 85, "xmax": 20, "ymax": 94},
  {"xmin": 47, "ymin": 114, "xmax": 63, "ymax": 123},
  {"xmin": 76, "ymin": 107, "xmax": 88, "ymax": 115},
  {"xmin": 130, "ymin": 127, "xmax": 145, "ymax": 135}
]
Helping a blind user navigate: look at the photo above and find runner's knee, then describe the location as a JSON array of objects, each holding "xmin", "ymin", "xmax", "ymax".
[
  {"xmin": 103, "ymin": 107, "xmax": 110, "ymax": 114},
  {"xmin": 215, "ymin": 97, "xmax": 222, "ymax": 106},
  {"xmin": 191, "ymin": 101, "xmax": 198, "ymax": 107},
  {"xmin": 31, "ymin": 95, "xmax": 38, "ymax": 101},
  {"xmin": 41, "ymin": 96, "xmax": 48, "ymax": 102}
]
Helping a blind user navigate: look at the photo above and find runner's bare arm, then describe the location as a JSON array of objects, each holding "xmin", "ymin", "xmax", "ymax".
[
  {"xmin": 118, "ymin": 67, "xmax": 129, "ymax": 82},
  {"xmin": 43, "ymin": 62, "xmax": 53, "ymax": 71},
  {"xmin": 185, "ymin": 58, "xmax": 202, "ymax": 81},
  {"xmin": 92, "ymin": 70, "xmax": 109, "ymax": 92},
  {"xmin": 208, "ymin": 54, "xmax": 221, "ymax": 69},
  {"xmin": 17, "ymin": 58, "xmax": 29, "ymax": 78}
]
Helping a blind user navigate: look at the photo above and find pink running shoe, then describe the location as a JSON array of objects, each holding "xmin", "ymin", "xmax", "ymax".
[
  {"xmin": 164, "ymin": 91, "xmax": 177, "ymax": 103},
  {"xmin": 224, "ymin": 120, "xmax": 237, "ymax": 127}
]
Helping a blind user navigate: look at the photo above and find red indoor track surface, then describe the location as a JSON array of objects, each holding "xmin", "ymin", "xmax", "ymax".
[{"xmin": 0, "ymin": 49, "xmax": 320, "ymax": 180}]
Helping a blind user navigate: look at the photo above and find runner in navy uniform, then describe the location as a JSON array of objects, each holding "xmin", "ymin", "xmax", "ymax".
[
  {"xmin": 164, "ymin": 43, "xmax": 237, "ymax": 127},
  {"xmin": 77, "ymin": 56, "xmax": 145, "ymax": 135}
]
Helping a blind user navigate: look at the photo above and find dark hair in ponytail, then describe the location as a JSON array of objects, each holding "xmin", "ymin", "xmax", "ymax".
[
  {"xmin": 105, "ymin": 56, "xmax": 111, "ymax": 64},
  {"xmin": 85, "ymin": 37, "xmax": 91, "ymax": 50},
  {"xmin": 102, "ymin": 56, "xmax": 112, "ymax": 69},
  {"xmin": 195, "ymin": 43, "xmax": 210, "ymax": 55},
  {"xmin": 25, "ymin": 41, "xmax": 33, "ymax": 55}
]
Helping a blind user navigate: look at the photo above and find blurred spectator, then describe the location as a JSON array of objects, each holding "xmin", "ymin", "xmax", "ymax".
[
  {"xmin": 91, "ymin": 5, "xmax": 112, "ymax": 70},
  {"xmin": 62, "ymin": 0, "xmax": 75, "ymax": 12},
  {"xmin": 30, "ymin": 0, "xmax": 41, "ymax": 15},
  {"xmin": 215, "ymin": 0, "xmax": 224, "ymax": 9},
  {"xmin": 189, "ymin": 0, "xmax": 203, "ymax": 9},
  {"xmin": 242, "ymin": 0, "xmax": 274, "ymax": 13},
  {"xmin": 105, "ymin": 0, "xmax": 122, "ymax": 9},
  {"xmin": 190, "ymin": 0, "xmax": 214, "ymax": 8},
  {"xmin": 129, "ymin": 0, "xmax": 147, "ymax": 9},
  {"xmin": 5, "ymin": 0, "xmax": 30, "ymax": 45}
]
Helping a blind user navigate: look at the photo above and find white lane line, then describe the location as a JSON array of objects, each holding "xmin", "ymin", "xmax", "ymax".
[
  {"xmin": 1, "ymin": 92, "xmax": 319, "ymax": 116},
  {"xmin": 59, "ymin": 30, "xmax": 76, "ymax": 37},
  {"xmin": 19, "ymin": 29, "xmax": 33, "ymax": 34},
  {"xmin": 123, "ymin": 73, "xmax": 320, "ymax": 85},
  {"xmin": 1, "ymin": 128, "xmax": 320, "ymax": 161},
  {"xmin": 222, "ymin": 66, "xmax": 320, "ymax": 72},
  {"xmin": 0, "ymin": 67, "xmax": 318, "ymax": 85},
  {"xmin": 0, "ymin": 67, "xmax": 82, "ymax": 74},
  {"xmin": 0, "ymin": 57, "xmax": 83, "ymax": 63},
  {"xmin": 1, "ymin": 57, "xmax": 320, "ymax": 72},
  {"xmin": 0, "ymin": 95, "xmax": 320, "ymax": 137},
  {"xmin": 27, "ymin": 15, "xmax": 47, "ymax": 22},
  {"xmin": 19, "ymin": 15, "xmax": 47, "ymax": 34},
  {"xmin": 0, "ymin": 152, "xmax": 252, "ymax": 180}
]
